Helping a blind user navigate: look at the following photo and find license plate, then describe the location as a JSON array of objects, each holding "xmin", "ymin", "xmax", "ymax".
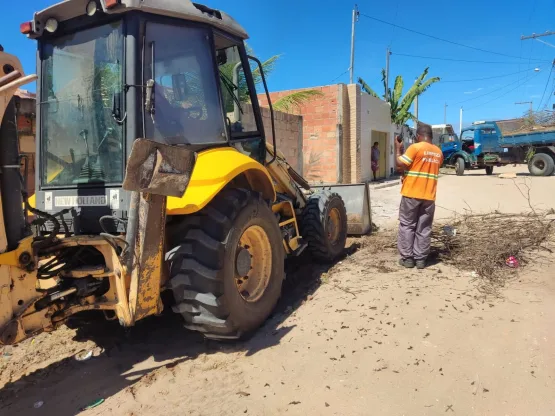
[{"xmin": 54, "ymin": 195, "xmax": 107, "ymax": 207}]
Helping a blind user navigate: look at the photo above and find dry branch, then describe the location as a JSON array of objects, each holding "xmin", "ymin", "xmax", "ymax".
[{"xmin": 431, "ymin": 210, "xmax": 555, "ymax": 294}]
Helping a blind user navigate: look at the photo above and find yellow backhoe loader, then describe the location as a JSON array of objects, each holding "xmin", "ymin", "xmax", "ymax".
[{"xmin": 0, "ymin": 0, "xmax": 371, "ymax": 345}]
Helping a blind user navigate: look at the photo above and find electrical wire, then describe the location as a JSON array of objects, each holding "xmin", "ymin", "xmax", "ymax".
[
  {"xmin": 391, "ymin": 52, "xmax": 549, "ymax": 65},
  {"xmin": 465, "ymin": 71, "xmax": 542, "ymax": 111},
  {"xmin": 442, "ymin": 68, "xmax": 538, "ymax": 83},
  {"xmin": 388, "ymin": 0, "xmax": 401, "ymax": 47},
  {"xmin": 359, "ymin": 13, "xmax": 550, "ymax": 61},
  {"xmin": 456, "ymin": 73, "xmax": 538, "ymax": 105},
  {"xmin": 537, "ymin": 65, "xmax": 554, "ymax": 110},
  {"xmin": 331, "ymin": 68, "xmax": 350, "ymax": 83}
]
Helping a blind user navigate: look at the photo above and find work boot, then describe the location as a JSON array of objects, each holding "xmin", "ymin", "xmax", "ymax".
[
  {"xmin": 415, "ymin": 259, "xmax": 426, "ymax": 269},
  {"xmin": 398, "ymin": 258, "xmax": 415, "ymax": 268}
]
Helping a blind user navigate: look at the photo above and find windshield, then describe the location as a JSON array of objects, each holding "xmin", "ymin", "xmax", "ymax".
[{"xmin": 40, "ymin": 21, "xmax": 124, "ymax": 187}]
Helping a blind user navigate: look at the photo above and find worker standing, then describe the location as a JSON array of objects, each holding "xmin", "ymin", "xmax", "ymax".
[
  {"xmin": 371, "ymin": 142, "xmax": 380, "ymax": 181},
  {"xmin": 395, "ymin": 123, "xmax": 443, "ymax": 269}
]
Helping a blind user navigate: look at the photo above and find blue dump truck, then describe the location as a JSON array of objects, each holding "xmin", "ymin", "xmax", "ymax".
[{"xmin": 436, "ymin": 121, "xmax": 555, "ymax": 176}]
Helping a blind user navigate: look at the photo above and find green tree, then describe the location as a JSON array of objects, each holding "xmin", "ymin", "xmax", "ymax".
[
  {"xmin": 358, "ymin": 67, "xmax": 440, "ymax": 125},
  {"xmin": 219, "ymin": 45, "xmax": 323, "ymax": 114}
]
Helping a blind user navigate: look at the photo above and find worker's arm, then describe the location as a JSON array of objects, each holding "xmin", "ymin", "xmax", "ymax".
[{"xmin": 395, "ymin": 137, "xmax": 413, "ymax": 171}]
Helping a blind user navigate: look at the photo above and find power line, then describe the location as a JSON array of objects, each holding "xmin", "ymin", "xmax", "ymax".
[
  {"xmin": 359, "ymin": 12, "xmax": 549, "ymax": 61},
  {"xmin": 465, "ymin": 71, "xmax": 541, "ymax": 111},
  {"xmin": 442, "ymin": 68, "xmax": 538, "ymax": 83},
  {"xmin": 331, "ymin": 68, "xmax": 350, "ymax": 83},
  {"xmin": 537, "ymin": 65, "xmax": 554, "ymax": 110},
  {"xmin": 456, "ymin": 73, "xmax": 537, "ymax": 105},
  {"xmin": 391, "ymin": 52, "xmax": 548, "ymax": 65}
]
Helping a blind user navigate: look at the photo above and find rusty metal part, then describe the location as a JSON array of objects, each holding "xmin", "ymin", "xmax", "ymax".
[
  {"xmin": 123, "ymin": 139, "xmax": 196, "ymax": 323},
  {"xmin": 123, "ymin": 138, "xmax": 196, "ymax": 197},
  {"xmin": 235, "ymin": 225, "xmax": 272, "ymax": 302},
  {"xmin": 310, "ymin": 183, "xmax": 372, "ymax": 235},
  {"xmin": 327, "ymin": 207, "xmax": 341, "ymax": 244},
  {"xmin": 127, "ymin": 192, "xmax": 166, "ymax": 322}
]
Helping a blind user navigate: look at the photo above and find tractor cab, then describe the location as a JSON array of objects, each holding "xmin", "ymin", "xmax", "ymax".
[{"xmin": 24, "ymin": 0, "xmax": 268, "ymax": 234}]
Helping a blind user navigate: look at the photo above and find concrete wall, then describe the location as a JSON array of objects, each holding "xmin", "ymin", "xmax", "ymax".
[
  {"xmin": 242, "ymin": 104, "xmax": 303, "ymax": 172},
  {"xmin": 359, "ymin": 92, "xmax": 393, "ymax": 180}
]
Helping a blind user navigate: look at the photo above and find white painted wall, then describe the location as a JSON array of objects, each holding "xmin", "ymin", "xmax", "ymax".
[{"xmin": 360, "ymin": 94, "xmax": 393, "ymax": 179}]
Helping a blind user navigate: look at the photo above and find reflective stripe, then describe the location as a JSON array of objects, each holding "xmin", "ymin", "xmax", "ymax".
[
  {"xmin": 405, "ymin": 171, "xmax": 439, "ymax": 180},
  {"xmin": 399, "ymin": 155, "xmax": 412, "ymax": 165}
]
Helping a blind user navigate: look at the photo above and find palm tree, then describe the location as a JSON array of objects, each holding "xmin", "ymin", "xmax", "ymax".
[
  {"xmin": 219, "ymin": 44, "xmax": 323, "ymax": 114},
  {"xmin": 358, "ymin": 67, "xmax": 440, "ymax": 125}
]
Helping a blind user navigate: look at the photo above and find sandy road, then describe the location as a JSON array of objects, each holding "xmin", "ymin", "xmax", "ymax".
[
  {"xmin": 371, "ymin": 165, "xmax": 555, "ymax": 228},
  {"xmin": 1, "ymin": 165, "xmax": 554, "ymax": 416}
]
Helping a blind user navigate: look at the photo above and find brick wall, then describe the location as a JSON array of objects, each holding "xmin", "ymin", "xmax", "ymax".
[
  {"xmin": 258, "ymin": 85, "xmax": 342, "ymax": 183},
  {"xmin": 241, "ymin": 104, "xmax": 303, "ymax": 172},
  {"xmin": 257, "ymin": 83, "xmax": 393, "ymax": 185}
]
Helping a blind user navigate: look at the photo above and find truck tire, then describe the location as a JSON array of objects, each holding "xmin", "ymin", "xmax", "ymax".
[
  {"xmin": 300, "ymin": 190, "xmax": 347, "ymax": 262},
  {"xmin": 455, "ymin": 157, "xmax": 465, "ymax": 176},
  {"xmin": 166, "ymin": 188, "xmax": 284, "ymax": 340},
  {"xmin": 528, "ymin": 153, "xmax": 555, "ymax": 176},
  {"xmin": 485, "ymin": 166, "xmax": 494, "ymax": 175}
]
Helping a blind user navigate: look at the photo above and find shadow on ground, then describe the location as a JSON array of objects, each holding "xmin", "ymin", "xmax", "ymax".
[{"xmin": 0, "ymin": 241, "xmax": 361, "ymax": 416}]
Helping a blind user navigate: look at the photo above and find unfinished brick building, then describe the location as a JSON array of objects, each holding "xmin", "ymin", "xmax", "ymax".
[{"xmin": 258, "ymin": 83, "xmax": 392, "ymax": 184}]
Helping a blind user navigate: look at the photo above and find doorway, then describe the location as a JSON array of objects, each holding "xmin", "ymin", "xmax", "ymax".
[{"xmin": 371, "ymin": 130, "xmax": 388, "ymax": 180}]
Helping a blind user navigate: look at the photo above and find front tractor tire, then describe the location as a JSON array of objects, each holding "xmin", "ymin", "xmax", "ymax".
[
  {"xmin": 300, "ymin": 190, "xmax": 348, "ymax": 262},
  {"xmin": 166, "ymin": 189, "xmax": 284, "ymax": 340}
]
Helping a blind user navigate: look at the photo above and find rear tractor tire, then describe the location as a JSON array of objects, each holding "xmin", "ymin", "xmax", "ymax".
[
  {"xmin": 165, "ymin": 189, "xmax": 285, "ymax": 340},
  {"xmin": 300, "ymin": 190, "xmax": 348, "ymax": 263},
  {"xmin": 455, "ymin": 158, "xmax": 465, "ymax": 176},
  {"xmin": 528, "ymin": 153, "xmax": 555, "ymax": 177}
]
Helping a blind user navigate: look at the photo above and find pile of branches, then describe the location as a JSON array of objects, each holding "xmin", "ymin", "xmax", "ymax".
[{"xmin": 431, "ymin": 210, "xmax": 555, "ymax": 294}]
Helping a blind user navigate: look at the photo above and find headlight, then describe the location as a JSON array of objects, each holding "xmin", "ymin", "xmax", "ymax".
[
  {"xmin": 45, "ymin": 18, "xmax": 58, "ymax": 33},
  {"xmin": 86, "ymin": 1, "xmax": 98, "ymax": 16}
]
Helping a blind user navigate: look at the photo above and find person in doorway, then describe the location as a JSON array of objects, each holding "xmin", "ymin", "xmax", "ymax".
[
  {"xmin": 371, "ymin": 142, "xmax": 380, "ymax": 181},
  {"xmin": 395, "ymin": 123, "xmax": 443, "ymax": 269}
]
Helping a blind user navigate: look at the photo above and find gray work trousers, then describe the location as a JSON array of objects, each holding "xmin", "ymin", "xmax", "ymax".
[{"xmin": 397, "ymin": 196, "xmax": 436, "ymax": 261}]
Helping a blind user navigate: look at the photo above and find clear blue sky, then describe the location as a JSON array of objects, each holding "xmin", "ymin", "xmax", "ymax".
[{"xmin": 3, "ymin": 0, "xmax": 554, "ymax": 128}]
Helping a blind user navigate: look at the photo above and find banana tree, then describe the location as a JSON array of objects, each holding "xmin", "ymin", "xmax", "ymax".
[
  {"xmin": 219, "ymin": 44, "xmax": 323, "ymax": 114},
  {"xmin": 358, "ymin": 67, "xmax": 440, "ymax": 125}
]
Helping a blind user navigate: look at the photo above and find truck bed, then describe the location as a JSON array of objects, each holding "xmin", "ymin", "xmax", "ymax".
[{"xmin": 500, "ymin": 129, "xmax": 555, "ymax": 147}]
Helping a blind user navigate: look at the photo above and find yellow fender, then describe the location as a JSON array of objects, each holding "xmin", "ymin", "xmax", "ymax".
[
  {"xmin": 26, "ymin": 147, "xmax": 276, "ymax": 216},
  {"xmin": 167, "ymin": 147, "xmax": 276, "ymax": 215}
]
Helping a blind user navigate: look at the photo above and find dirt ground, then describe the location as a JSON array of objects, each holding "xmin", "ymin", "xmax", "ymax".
[
  {"xmin": 1, "ymin": 165, "xmax": 554, "ymax": 416},
  {"xmin": 372, "ymin": 165, "xmax": 555, "ymax": 228}
]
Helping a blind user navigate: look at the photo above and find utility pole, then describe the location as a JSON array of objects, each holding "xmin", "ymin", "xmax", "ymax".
[
  {"xmin": 521, "ymin": 30, "xmax": 555, "ymax": 40},
  {"xmin": 413, "ymin": 77, "xmax": 419, "ymax": 125},
  {"xmin": 349, "ymin": 4, "xmax": 359, "ymax": 84},
  {"xmin": 385, "ymin": 48, "xmax": 391, "ymax": 100},
  {"xmin": 414, "ymin": 95, "xmax": 419, "ymax": 121},
  {"xmin": 459, "ymin": 107, "xmax": 463, "ymax": 136},
  {"xmin": 444, "ymin": 102, "xmax": 448, "ymax": 124}
]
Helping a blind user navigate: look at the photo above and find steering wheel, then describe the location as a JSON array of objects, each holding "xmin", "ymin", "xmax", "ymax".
[{"xmin": 183, "ymin": 106, "xmax": 203, "ymax": 120}]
